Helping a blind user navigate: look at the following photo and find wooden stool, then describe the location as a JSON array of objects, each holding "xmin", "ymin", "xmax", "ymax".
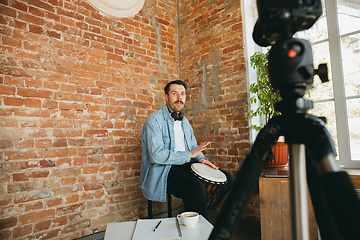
[{"xmin": 147, "ymin": 193, "xmax": 172, "ymax": 219}]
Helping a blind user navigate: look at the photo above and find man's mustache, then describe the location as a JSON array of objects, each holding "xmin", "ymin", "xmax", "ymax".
[{"xmin": 175, "ymin": 100, "xmax": 183, "ymax": 104}]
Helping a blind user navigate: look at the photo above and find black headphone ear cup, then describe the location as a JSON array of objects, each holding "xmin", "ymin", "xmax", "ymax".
[
  {"xmin": 171, "ymin": 112, "xmax": 183, "ymax": 121},
  {"xmin": 171, "ymin": 112, "xmax": 178, "ymax": 120}
]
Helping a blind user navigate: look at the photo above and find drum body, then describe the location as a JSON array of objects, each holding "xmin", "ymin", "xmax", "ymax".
[{"xmin": 191, "ymin": 163, "xmax": 227, "ymax": 210}]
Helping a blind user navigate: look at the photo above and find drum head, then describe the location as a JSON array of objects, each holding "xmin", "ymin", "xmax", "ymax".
[{"xmin": 191, "ymin": 163, "xmax": 226, "ymax": 183}]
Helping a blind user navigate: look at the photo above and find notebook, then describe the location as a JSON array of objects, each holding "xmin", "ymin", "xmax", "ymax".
[
  {"xmin": 131, "ymin": 217, "xmax": 181, "ymax": 240},
  {"xmin": 264, "ymin": 169, "xmax": 289, "ymax": 178}
]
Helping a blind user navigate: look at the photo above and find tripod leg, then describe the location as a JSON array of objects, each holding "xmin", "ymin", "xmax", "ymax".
[
  {"xmin": 209, "ymin": 119, "xmax": 281, "ymax": 240},
  {"xmin": 320, "ymin": 171, "xmax": 360, "ymax": 239},
  {"xmin": 289, "ymin": 144, "xmax": 310, "ymax": 240},
  {"xmin": 304, "ymin": 115, "xmax": 360, "ymax": 239},
  {"xmin": 306, "ymin": 152, "xmax": 342, "ymax": 240}
]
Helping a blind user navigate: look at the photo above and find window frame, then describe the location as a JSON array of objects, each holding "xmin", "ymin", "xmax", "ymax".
[
  {"xmin": 244, "ymin": 0, "xmax": 360, "ymax": 168},
  {"xmin": 324, "ymin": 0, "xmax": 355, "ymax": 167}
]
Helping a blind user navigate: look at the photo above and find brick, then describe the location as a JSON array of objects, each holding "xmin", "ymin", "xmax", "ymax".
[
  {"xmin": 0, "ymin": 85, "xmax": 16, "ymax": 95},
  {"xmin": 0, "ymin": 230, "xmax": 11, "ymax": 240},
  {"xmin": 52, "ymin": 186, "xmax": 77, "ymax": 196},
  {"xmin": 65, "ymin": 194, "xmax": 79, "ymax": 204},
  {"xmin": 91, "ymin": 214, "xmax": 116, "ymax": 226},
  {"xmin": 24, "ymin": 98, "xmax": 41, "ymax": 107},
  {"xmin": 107, "ymin": 53, "xmax": 127, "ymax": 63},
  {"xmin": 99, "ymin": 165, "xmax": 115, "ymax": 172},
  {"xmin": 44, "ymin": 148, "xmax": 76, "ymax": 158},
  {"xmin": 46, "ymin": 197, "xmax": 62, "ymax": 207},
  {"xmin": 39, "ymin": 159, "xmax": 55, "ymax": 168},
  {"xmin": 30, "ymin": 170, "xmax": 49, "ymax": 178},
  {"xmin": 84, "ymin": 130, "xmax": 108, "ymax": 137},
  {"xmin": 14, "ymin": 190, "xmax": 51, "ymax": 203},
  {"xmin": 56, "ymin": 203, "xmax": 85, "ymax": 216},
  {"xmin": 9, "ymin": 0, "xmax": 27, "ymax": 11},
  {"xmin": 58, "ymin": 102, "xmax": 73, "ymax": 110},
  {"xmin": 29, "ymin": 5, "xmax": 45, "ymax": 17},
  {"xmin": 61, "ymin": 177, "xmax": 76, "ymax": 185},
  {"xmin": 19, "ymin": 209, "xmax": 55, "ymax": 225},
  {"xmin": 12, "ymin": 225, "xmax": 33, "ymax": 238},
  {"xmin": 7, "ymin": 29, "xmax": 24, "ymax": 42},
  {"xmin": 29, "ymin": 24, "xmax": 44, "ymax": 34},
  {"xmin": 8, "ymin": 181, "xmax": 45, "ymax": 193},
  {"xmin": 0, "ymin": 139, "xmax": 13, "ymax": 149},
  {"xmin": 18, "ymin": 11, "xmax": 45, "ymax": 25},
  {"xmin": 83, "ymin": 31, "xmax": 106, "ymax": 43},
  {"xmin": 25, "ymin": 0, "xmax": 55, "ymax": 12},
  {"xmin": 0, "ymin": 5, "xmax": 16, "ymax": 18},
  {"xmin": 56, "ymin": 65, "xmax": 72, "ymax": 75},
  {"xmin": 84, "ymin": 182, "xmax": 103, "ymax": 191},
  {"xmin": 73, "ymin": 157, "xmax": 87, "ymax": 166},
  {"xmin": 53, "ymin": 23, "xmax": 69, "ymax": 33},
  {"xmin": 0, "ymin": 216, "xmax": 17, "ymax": 229},
  {"xmin": 54, "ymin": 158, "xmax": 70, "ymax": 168},
  {"xmin": 52, "ymin": 129, "xmax": 82, "ymax": 138},
  {"xmin": 17, "ymin": 88, "xmax": 52, "ymax": 98},
  {"xmin": 52, "ymin": 216, "xmax": 67, "ymax": 227},
  {"xmin": 5, "ymin": 149, "xmax": 42, "ymax": 160},
  {"xmin": 61, "ymin": 219, "xmax": 90, "ymax": 234},
  {"xmin": 53, "ymin": 139, "xmax": 67, "ymax": 147},
  {"xmin": 60, "ymin": 83, "xmax": 76, "ymax": 93},
  {"xmin": 34, "ymin": 220, "xmax": 51, "ymax": 232},
  {"xmin": 90, "ymin": 88, "xmax": 102, "ymax": 95},
  {"xmin": 25, "ymin": 201, "xmax": 43, "ymax": 211},
  {"xmin": 46, "ymin": 30, "xmax": 61, "ymax": 39},
  {"xmin": 13, "ymin": 173, "xmax": 29, "ymax": 182},
  {"xmin": 82, "ymin": 166, "xmax": 99, "ymax": 174},
  {"xmin": 55, "ymin": 92, "xmax": 83, "ymax": 101}
]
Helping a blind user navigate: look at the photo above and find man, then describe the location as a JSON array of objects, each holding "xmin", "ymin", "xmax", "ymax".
[{"xmin": 139, "ymin": 80, "xmax": 233, "ymax": 219}]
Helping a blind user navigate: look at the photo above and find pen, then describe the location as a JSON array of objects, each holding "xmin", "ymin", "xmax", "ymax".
[
  {"xmin": 153, "ymin": 220, "xmax": 162, "ymax": 232},
  {"xmin": 175, "ymin": 217, "xmax": 182, "ymax": 238}
]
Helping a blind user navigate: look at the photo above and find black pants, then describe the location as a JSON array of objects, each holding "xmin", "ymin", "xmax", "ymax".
[{"xmin": 167, "ymin": 162, "xmax": 234, "ymax": 219}]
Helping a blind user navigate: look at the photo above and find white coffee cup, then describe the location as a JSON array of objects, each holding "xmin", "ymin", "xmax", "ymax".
[{"xmin": 177, "ymin": 211, "xmax": 199, "ymax": 227}]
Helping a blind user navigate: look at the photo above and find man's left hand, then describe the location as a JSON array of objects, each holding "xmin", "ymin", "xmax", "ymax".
[{"xmin": 199, "ymin": 158, "xmax": 219, "ymax": 170}]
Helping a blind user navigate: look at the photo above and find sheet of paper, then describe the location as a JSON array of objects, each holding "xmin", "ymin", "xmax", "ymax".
[{"xmin": 131, "ymin": 217, "xmax": 181, "ymax": 240}]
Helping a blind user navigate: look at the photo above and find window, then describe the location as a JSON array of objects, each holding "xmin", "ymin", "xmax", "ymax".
[{"xmin": 245, "ymin": 0, "xmax": 360, "ymax": 168}]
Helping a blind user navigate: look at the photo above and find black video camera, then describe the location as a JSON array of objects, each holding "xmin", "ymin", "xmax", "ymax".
[{"xmin": 253, "ymin": 0, "xmax": 323, "ymax": 47}]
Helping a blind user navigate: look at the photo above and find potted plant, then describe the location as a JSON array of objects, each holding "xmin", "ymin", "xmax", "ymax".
[{"xmin": 248, "ymin": 51, "xmax": 288, "ymax": 166}]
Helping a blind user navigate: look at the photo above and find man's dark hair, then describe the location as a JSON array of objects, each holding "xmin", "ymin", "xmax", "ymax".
[{"xmin": 164, "ymin": 80, "xmax": 187, "ymax": 95}]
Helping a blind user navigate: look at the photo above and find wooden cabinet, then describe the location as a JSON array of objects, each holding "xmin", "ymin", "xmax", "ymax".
[{"xmin": 259, "ymin": 177, "xmax": 318, "ymax": 240}]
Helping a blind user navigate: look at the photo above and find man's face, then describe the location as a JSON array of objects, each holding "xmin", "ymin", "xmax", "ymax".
[{"xmin": 165, "ymin": 84, "xmax": 186, "ymax": 113}]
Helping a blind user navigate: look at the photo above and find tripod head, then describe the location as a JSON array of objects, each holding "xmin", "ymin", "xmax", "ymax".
[
  {"xmin": 253, "ymin": 0, "xmax": 328, "ymax": 114},
  {"xmin": 253, "ymin": 0, "xmax": 323, "ymax": 47}
]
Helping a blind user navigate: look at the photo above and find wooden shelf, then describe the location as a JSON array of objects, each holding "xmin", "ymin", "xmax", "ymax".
[
  {"xmin": 259, "ymin": 177, "xmax": 318, "ymax": 240},
  {"xmin": 259, "ymin": 169, "xmax": 360, "ymax": 240}
]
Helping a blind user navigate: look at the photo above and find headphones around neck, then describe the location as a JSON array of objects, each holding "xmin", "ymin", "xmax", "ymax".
[{"xmin": 171, "ymin": 112, "xmax": 184, "ymax": 121}]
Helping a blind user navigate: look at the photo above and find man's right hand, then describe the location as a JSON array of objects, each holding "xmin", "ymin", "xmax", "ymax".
[{"xmin": 190, "ymin": 142, "xmax": 210, "ymax": 158}]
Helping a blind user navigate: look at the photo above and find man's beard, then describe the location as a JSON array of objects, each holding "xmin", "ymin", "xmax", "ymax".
[{"xmin": 170, "ymin": 100, "xmax": 184, "ymax": 113}]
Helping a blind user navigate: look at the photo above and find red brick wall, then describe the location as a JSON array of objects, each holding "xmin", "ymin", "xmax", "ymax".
[
  {"xmin": 0, "ymin": 0, "xmax": 255, "ymax": 239},
  {"xmin": 0, "ymin": 0, "xmax": 180, "ymax": 239},
  {"xmin": 178, "ymin": 0, "xmax": 250, "ymax": 175},
  {"xmin": 178, "ymin": 0, "xmax": 254, "ymax": 218}
]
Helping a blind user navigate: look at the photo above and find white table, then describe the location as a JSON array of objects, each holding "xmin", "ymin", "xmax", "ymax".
[{"xmin": 104, "ymin": 215, "xmax": 213, "ymax": 240}]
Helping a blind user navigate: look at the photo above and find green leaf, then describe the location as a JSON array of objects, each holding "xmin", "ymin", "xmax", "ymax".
[{"xmin": 248, "ymin": 52, "xmax": 281, "ymax": 130}]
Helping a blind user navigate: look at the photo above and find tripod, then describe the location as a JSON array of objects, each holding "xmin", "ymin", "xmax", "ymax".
[{"xmin": 209, "ymin": 37, "xmax": 360, "ymax": 240}]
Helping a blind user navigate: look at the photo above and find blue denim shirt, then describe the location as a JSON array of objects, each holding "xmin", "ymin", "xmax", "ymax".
[{"xmin": 139, "ymin": 105, "xmax": 205, "ymax": 202}]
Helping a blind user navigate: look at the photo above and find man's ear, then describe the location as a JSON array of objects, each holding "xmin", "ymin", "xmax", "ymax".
[{"xmin": 165, "ymin": 94, "xmax": 169, "ymax": 102}]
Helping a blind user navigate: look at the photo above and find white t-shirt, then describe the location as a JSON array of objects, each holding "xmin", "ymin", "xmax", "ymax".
[{"xmin": 174, "ymin": 121, "xmax": 185, "ymax": 151}]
